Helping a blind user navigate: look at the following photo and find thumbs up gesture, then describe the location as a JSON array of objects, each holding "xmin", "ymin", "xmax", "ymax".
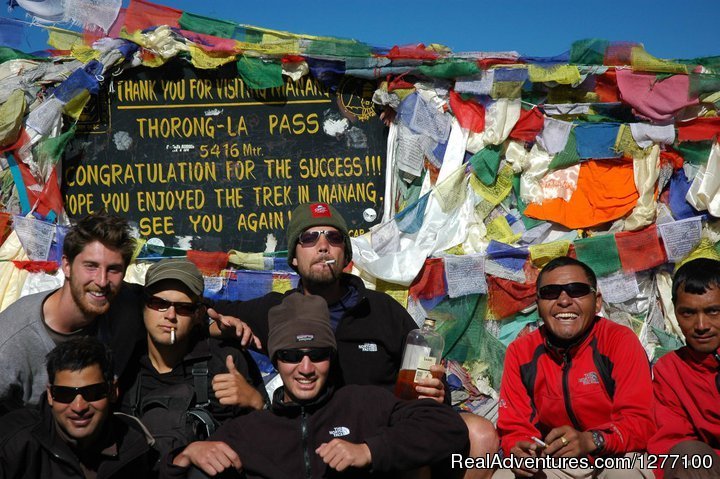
[{"xmin": 212, "ymin": 355, "xmax": 265, "ymax": 410}]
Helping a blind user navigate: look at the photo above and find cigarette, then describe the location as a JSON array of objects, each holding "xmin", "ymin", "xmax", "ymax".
[
  {"xmin": 324, "ymin": 260, "xmax": 336, "ymax": 265},
  {"xmin": 170, "ymin": 328, "xmax": 176, "ymax": 345},
  {"xmin": 531, "ymin": 436, "xmax": 547, "ymax": 448}
]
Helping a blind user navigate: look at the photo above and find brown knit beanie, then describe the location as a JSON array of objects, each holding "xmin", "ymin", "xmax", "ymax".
[
  {"xmin": 267, "ymin": 293, "xmax": 336, "ymax": 362},
  {"xmin": 286, "ymin": 202, "xmax": 352, "ymax": 269}
]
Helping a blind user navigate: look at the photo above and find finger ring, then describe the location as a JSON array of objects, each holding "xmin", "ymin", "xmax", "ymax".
[{"xmin": 560, "ymin": 436, "xmax": 568, "ymax": 446}]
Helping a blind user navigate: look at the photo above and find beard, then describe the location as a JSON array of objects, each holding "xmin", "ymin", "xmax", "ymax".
[{"xmin": 69, "ymin": 277, "xmax": 116, "ymax": 317}]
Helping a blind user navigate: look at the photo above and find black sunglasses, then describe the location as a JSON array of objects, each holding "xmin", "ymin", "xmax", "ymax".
[
  {"xmin": 298, "ymin": 230, "xmax": 344, "ymax": 247},
  {"xmin": 275, "ymin": 348, "xmax": 334, "ymax": 363},
  {"xmin": 538, "ymin": 282, "xmax": 596, "ymax": 300},
  {"xmin": 50, "ymin": 382, "xmax": 110, "ymax": 403},
  {"xmin": 145, "ymin": 296, "xmax": 201, "ymax": 316}
]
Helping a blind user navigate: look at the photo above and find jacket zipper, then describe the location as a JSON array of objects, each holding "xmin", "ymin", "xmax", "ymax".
[
  {"xmin": 301, "ymin": 407, "xmax": 311, "ymax": 479},
  {"xmin": 562, "ymin": 353, "xmax": 582, "ymax": 430}
]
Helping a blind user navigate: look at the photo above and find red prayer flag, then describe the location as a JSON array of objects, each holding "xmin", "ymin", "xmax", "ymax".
[
  {"xmin": 595, "ymin": 70, "xmax": 620, "ymax": 103},
  {"xmin": 449, "ymin": 90, "xmax": 485, "ymax": 133},
  {"xmin": 187, "ymin": 250, "xmax": 229, "ymax": 276},
  {"xmin": 615, "ymin": 225, "xmax": 667, "ymax": 273},
  {"xmin": 386, "ymin": 44, "xmax": 439, "ymax": 61},
  {"xmin": 509, "ymin": 106, "xmax": 544, "ymax": 142},
  {"xmin": 123, "ymin": 0, "xmax": 182, "ymax": 33},
  {"xmin": 486, "ymin": 276, "xmax": 536, "ymax": 321},
  {"xmin": 677, "ymin": 118, "xmax": 720, "ymax": 142},
  {"xmin": 409, "ymin": 258, "xmax": 447, "ymax": 300}
]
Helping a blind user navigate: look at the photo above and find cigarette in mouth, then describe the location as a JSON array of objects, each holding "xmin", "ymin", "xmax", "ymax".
[
  {"xmin": 170, "ymin": 328, "xmax": 176, "ymax": 345},
  {"xmin": 324, "ymin": 260, "xmax": 336, "ymax": 265}
]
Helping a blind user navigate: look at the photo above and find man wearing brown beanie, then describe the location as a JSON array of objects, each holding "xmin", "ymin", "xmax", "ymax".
[{"xmin": 164, "ymin": 293, "xmax": 469, "ymax": 478}]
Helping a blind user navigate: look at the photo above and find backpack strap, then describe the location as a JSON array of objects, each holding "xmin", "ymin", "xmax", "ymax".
[{"xmin": 192, "ymin": 360, "xmax": 210, "ymax": 407}]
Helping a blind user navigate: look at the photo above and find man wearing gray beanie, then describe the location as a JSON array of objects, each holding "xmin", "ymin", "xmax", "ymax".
[{"xmin": 165, "ymin": 293, "xmax": 469, "ymax": 478}]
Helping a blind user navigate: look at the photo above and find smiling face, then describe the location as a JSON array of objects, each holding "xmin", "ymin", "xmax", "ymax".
[
  {"xmin": 47, "ymin": 365, "xmax": 113, "ymax": 443},
  {"xmin": 62, "ymin": 241, "xmax": 125, "ymax": 317},
  {"xmin": 277, "ymin": 354, "xmax": 330, "ymax": 404},
  {"xmin": 537, "ymin": 265, "xmax": 602, "ymax": 342},
  {"xmin": 674, "ymin": 285, "xmax": 720, "ymax": 354},
  {"xmin": 291, "ymin": 226, "xmax": 346, "ymax": 286}
]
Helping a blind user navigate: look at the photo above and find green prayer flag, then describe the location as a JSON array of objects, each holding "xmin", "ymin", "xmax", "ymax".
[
  {"xmin": 417, "ymin": 61, "xmax": 480, "ymax": 79},
  {"xmin": 676, "ymin": 141, "xmax": 713, "ymax": 166},
  {"xmin": 573, "ymin": 234, "xmax": 622, "ymax": 277},
  {"xmin": 304, "ymin": 38, "xmax": 372, "ymax": 58},
  {"xmin": 179, "ymin": 12, "xmax": 238, "ymax": 39},
  {"xmin": 236, "ymin": 56, "xmax": 283, "ymax": 90},
  {"xmin": 570, "ymin": 38, "xmax": 609, "ymax": 66},
  {"xmin": 548, "ymin": 130, "xmax": 580, "ymax": 170},
  {"xmin": 470, "ymin": 144, "xmax": 502, "ymax": 186}
]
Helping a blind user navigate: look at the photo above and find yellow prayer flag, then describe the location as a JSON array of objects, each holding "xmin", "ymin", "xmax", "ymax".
[
  {"xmin": 187, "ymin": 44, "xmax": 237, "ymax": 69},
  {"xmin": 63, "ymin": 90, "xmax": 90, "ymax": 120},
  {"xmin": 469, "ymin": 165, "xmax": 514, "ymax": 205},
  {"xmin": 376, "ymin": 279, "xmax": 409, "ymax": 308},
  {"xmin": 529, "ymin": 240, "xmax": 571, "ymax": 268},
  {"xmin": 272, "ymin": 276, "xmax": 294, "ymax": 294},
  {"xmin": 631, "ymin": 47, "xmax": 688, "ymax": 74},
  {"xmin": 486, "ymin": 216, "xmax": 521, "ymax": 244},
  {"xmin": 528, "ymin": 64, "xmax": 582, "ymax": 86},
  {"xmin": 47, "ymin": 28, "xmax": 84, "ymax": 50}
]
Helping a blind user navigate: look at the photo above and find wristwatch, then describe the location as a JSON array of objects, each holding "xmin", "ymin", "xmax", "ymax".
[{"xmin": 590, "ymin": 430, "xmax": 605, "ymax": 454}]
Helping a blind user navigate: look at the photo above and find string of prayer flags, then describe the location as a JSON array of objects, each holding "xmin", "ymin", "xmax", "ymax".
[
  {"xmin": 615, "ymin": 225, "xmax": 666, "ymax": 272},
  {"xmin": 657, "ymin": 216, "xmax": 703, "ymax": 262},
  {"xmin": 573, "ymin": 234, "xmax": 622, "ymax": 277}
]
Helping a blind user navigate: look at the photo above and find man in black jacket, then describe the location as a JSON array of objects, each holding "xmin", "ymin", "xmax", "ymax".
[
  {"xmin": 121, "ymin": 258, "xmax": 267, "ymax": 461},
  {"xmin": 0, "ymin": 336, "xmax": 156, "ymax": 478},
  {"xmin": 164, "ymin": 293, "xmax": 469, "ymax": 478}
]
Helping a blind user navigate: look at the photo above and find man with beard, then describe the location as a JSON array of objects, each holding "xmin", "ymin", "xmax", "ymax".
[{"xmin": 0, "ymin": 213, "xmax": 138, "ymax": 413}]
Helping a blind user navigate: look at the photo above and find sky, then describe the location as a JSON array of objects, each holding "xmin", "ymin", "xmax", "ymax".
[{"xmin": 1, "ymin": 0, "xmax": 716, "ymax": 60}]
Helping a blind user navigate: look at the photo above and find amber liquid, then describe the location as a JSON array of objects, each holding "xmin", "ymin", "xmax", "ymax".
[{"xmin": 394, "ymin": 368, "xmax": 443, "ymax": 400}]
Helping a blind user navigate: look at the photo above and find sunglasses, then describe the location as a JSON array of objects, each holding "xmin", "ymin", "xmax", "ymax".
[
  {"xmin": 275, "ymin": 348, "xmax": 334, "ymax": 363},
  {"xmin": 538, "ymin": 282, "xmax": 596, "ymax": 300},
  {"xmin": 145, "ymin": 296, "xmax": 201, "ymax": 316},
  {"xmin": 298, "ymin": 230, "xmax": 344, "ymax": 247},
  {"xmin": 50, "ymin": 382, "xmax": 110, "ymax": 403}
]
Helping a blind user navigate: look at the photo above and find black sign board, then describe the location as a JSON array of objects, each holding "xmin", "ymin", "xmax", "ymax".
[{"xmin": 63, "ymin": 59, "xmax": 386, "ymax": 252}]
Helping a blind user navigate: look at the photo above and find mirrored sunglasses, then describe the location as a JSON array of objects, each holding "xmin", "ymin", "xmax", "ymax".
[
  {"xmin": 275, "ymin": 348, "xmax": 334, "ymax": 364},
  {"xmin": 537, "ymin": 282, "xmax": 596, "ymax": 300},
  {"xmin": 50, "ymin": 382, "xmax": 110, "ymax": 403},
  {"xmin": 145, "ymin": 296, "xmax": 201, "ymax": 316},
  {"xmin": 298, "ymin": 230, "xmax": 344, "ymax": 247}
]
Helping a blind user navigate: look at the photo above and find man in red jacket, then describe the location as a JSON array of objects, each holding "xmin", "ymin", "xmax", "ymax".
[
  {"xmin": 647, "ymin": 258, "xmax": 720, "ymax": 479},
  {"xmin": 494, "ymin": 256, "xmax": 654, "ymax": 478}
]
